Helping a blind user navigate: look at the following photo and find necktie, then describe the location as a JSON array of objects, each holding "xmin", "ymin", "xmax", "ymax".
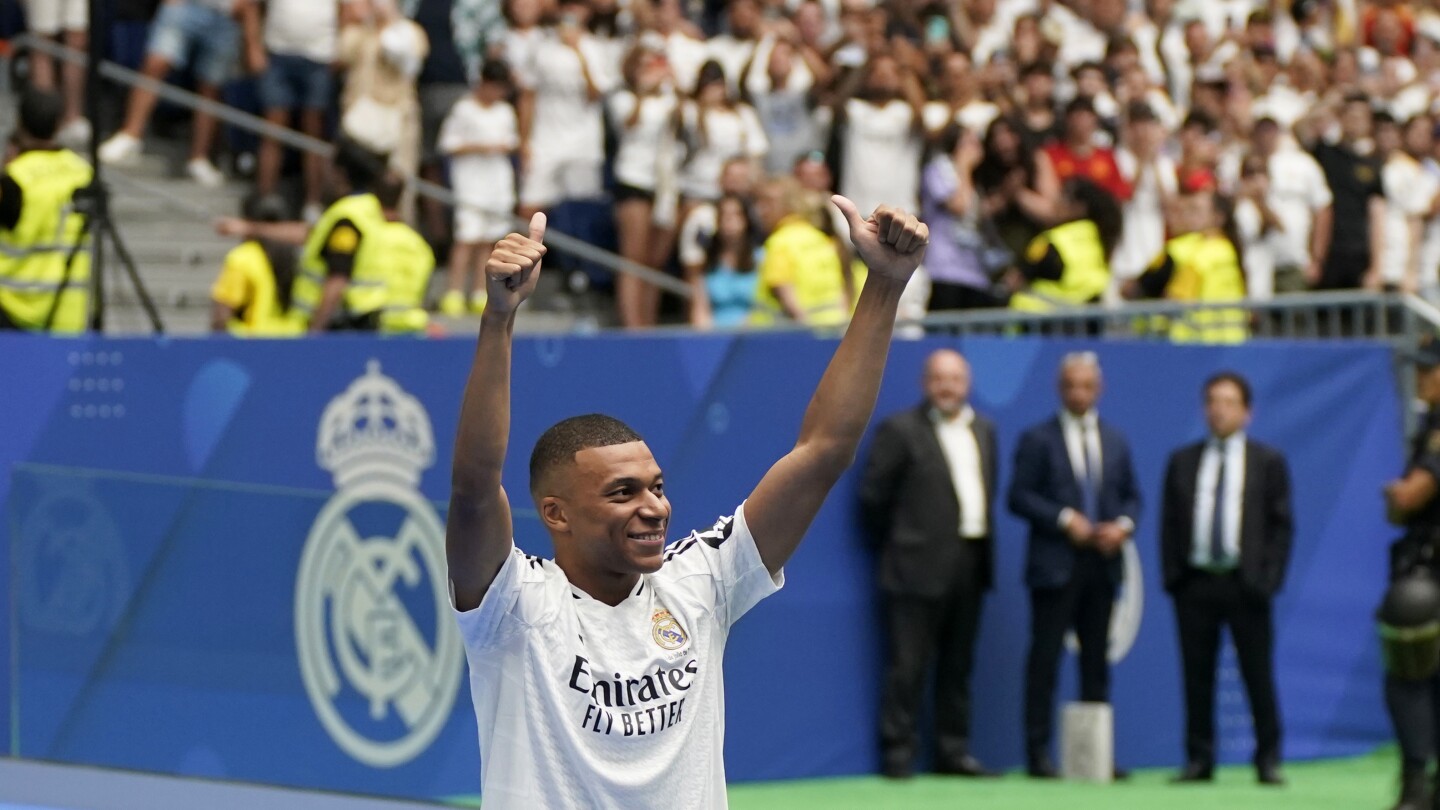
[
  {"xmin": 1210, "ymin": 441, "xmax": 1227, "ymax": 566},
  {"xmin": 1082, "ymin": 421, "xmax": 1100, "ymax": 520}
]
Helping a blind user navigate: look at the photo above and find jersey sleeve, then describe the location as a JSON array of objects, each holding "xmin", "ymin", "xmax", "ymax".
[
  {"xmin": 453, "ymin": 544, "xmax": 563, "ymax": 652},
  {"xmin": 657, "ymin": 502, "xmax": 784, "ymax": 629}
]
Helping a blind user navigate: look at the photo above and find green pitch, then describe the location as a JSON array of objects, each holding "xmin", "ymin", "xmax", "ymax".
[
  {"xmin": 448, "ymin": 747, "xmax": 1400, "ymax": 809},
  {"xmin": 727, "ymin": 748, "xmax": 1398, "ymax": 810}
]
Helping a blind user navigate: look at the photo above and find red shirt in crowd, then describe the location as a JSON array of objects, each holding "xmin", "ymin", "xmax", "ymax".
[{"xmin": 1044, "ymin": 142, "xmax": 1133, "ymax": 202}]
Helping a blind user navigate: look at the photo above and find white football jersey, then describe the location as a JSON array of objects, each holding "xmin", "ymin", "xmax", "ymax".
[{"xmin": 455, "ymin": 502, "xmax": 782, "ymax": 809}]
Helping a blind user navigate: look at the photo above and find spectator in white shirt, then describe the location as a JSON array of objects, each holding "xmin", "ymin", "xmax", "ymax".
[
  {"xmin": 1232, "ymin": 153, "xmax": 1283, "ymax": 300},
  {"xmin": 677, "ymin": 60, "xmax": 768, "ymax": 208},
  {"xmin": 517, "ymin": 0, "xmax": 612, "ymax": 219},
  {"xmin": 1111, "ymin": 102, "xmax": 1177, "ymax": 291},
  {"xmin": 834, "ymin": 52, "xmax": 927, "ymax": 216},
  {"xmin": 1377, "ymin": 113, "xmax": 1439, "ymax": 293},
  {"xmin": 1249, "ymin": 117, "xmax": 1333, "ymax": 294},
  {"xmin": 609, "ymin": 45, "xmax": 683, "ymax": 328},
  {"xmin": 437, "ymin": 61, "xmax": 519, "ymax": 317},
  {"xmin": 239, "ymin": 0, "xmax": 347, "ymax": 219},
  {"xmin": 707, "ymin": 0, "xmax": 763, "ymax": 93}
]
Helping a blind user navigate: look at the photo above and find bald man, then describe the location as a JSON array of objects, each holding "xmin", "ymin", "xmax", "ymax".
[{"xmin": 860, "ymin": 349, "xmax": 999, "ymax": 779}]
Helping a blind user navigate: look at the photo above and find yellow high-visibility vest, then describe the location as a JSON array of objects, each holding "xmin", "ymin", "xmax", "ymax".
[
  {"xmin": 1010, "ymin": 219, "xmax": 1111, "ymax": 313},
  {"xmin": 0, "ymin": 148, "xmax": 93, "ymax": 332},
  {"xmin": 1152, "ymin": 231, "xmax": 1248, "ymax": 344},
  {"xmin": 372, "ymin": 220, "xmax": 435, "ymax": 334},
  {"xmin": 295, "ymin": 193, "xmax": 389, "ymax": 328}
]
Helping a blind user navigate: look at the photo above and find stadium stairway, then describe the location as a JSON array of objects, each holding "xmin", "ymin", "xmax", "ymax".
[
  {"xmin": 99, "ymin": 140, "xmax": 613, "ymax": 336},
  {"xmin": 102, "ymin": 140, "xmax": 249, "ymax": 335}
]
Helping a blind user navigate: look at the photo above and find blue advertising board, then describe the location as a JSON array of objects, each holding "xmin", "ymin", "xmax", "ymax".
[{"xmin": 0, "ymin": 333, "xmax": 1403, "ymax": 799}]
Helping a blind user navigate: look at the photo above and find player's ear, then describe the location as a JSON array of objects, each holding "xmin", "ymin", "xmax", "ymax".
[{"xmin": 541, "ymin": 496, "xmax": 569, "ymax": 533}]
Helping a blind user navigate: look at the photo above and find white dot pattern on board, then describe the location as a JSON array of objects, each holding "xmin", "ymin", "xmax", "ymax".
[{"xmin": 66, "ymin": 351, "xmax": 128, "ymax": 419}]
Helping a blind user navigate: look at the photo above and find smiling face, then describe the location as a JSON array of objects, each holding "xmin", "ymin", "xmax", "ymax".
[
  {"xmin": 923, "ymin": 350, "xmax": 971, "ymax": 417},
  {"xmin": 543, "ymin": 441, "xmax": 671, "ymax": 578}
]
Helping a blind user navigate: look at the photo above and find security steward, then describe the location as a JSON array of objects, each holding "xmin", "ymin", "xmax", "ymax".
[
  {"xmin": 372, "ymin": 174, "xmax": 435, "ymax": 335},
  {"xmin": 0, "ymin": 89, "xmax": 92, "ymax": 332},
  {"xmin": 1128, "ymin": 181, "xmax": 1248, "ymax": 344},
  {"xmin": 1008, "ymin": 179, "xmax": 1121, "ymax": 313},
  {"xmin": 293, "ymin": 138, "xmax": 392, "ymax": 332},
  {"xmin": 1382, "ymin": 341, "xmax": 1440, "ymax": 810}
]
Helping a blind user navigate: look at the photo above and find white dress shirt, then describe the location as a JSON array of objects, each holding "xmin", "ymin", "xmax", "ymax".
[
  {"xmin": 1192, "ymin": 432, "xmax": 1246, "ymax": 569},
  {"xmin": 934, "ymin": 406, "xmax": 987, "ymax": 540}
]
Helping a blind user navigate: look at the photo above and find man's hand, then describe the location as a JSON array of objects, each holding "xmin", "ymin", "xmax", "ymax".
[
  {"xmin": 485, "ymin": 213, "xmax": 547, "ymax": 314},
  {"xmin": 832, "ymin": 195, "xmax": 928, "ymax": 283},
  {"xmin": 1065, "ymin": 512, "xmax": 1094, "ymax": 545},
  {"xmin": 1094, "ymin": 522, "xmax": 1129, "ymax": 555}
]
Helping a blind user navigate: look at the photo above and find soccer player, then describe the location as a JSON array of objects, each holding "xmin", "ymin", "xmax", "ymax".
[{"xmin": 447, "ymin": 197, "xmax": 928, "ymax": 808}]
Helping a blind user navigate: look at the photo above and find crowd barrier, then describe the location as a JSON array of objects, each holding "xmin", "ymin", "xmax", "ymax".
[{"xmin": 0, "ymin": 332, "xmax": 1402, "ymax": 800}]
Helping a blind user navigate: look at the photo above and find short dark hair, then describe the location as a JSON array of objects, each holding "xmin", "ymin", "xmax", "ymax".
[
  {"xmin": 375, "ymin": 172, "xmax": 405, "ymax": 210},
  {"xmin": 19, "ymin": 89, "xmax": 63, "ymax": 141},
  {"xmin": 1204, "ymin": 371, "xmax": 1252, "ymax": 408},
  {"xmin": 480, "ymin": 59, "xmax": 512, "ymax": 85},
  {"xmin": 334, "ymin": 136, "xmax": 388, "ymax": 192},
  {"xmin": 529, "ymin": 414, "xmax": 645, "ymax": 498}
]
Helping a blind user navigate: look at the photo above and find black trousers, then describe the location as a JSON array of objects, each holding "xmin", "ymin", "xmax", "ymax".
[
  {"xmin": 1385, "ymin": 555, "xmax": 1440, "ymax": 771},
  {"xmin": 879, "ymin": 540, "xmax": 986, "ymax": 768},
  {"xmin": 1172, "ymin": 571, "xmax": 1282, "ymax": 768},
  {"xmin": 1024, "ymin": 550, "xmax": 1116, "ymax": 759},
  {"xmin": 1386, "ymin": 673, "xmax": 1440, "ymax": 770}
]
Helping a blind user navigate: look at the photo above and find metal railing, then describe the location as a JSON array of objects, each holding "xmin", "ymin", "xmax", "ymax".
[
  {"xmin": 909, "ymin": 291, "xmax": 1436, "ymax": 344},
  {"xmin": 10, "ymin": 34, "xmax": 692, "ymax": 298}
]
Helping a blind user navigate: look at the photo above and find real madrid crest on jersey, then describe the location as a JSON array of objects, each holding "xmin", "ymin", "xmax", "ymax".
[
  {"xmin": 295, "ymin": 361, "xmax": 463, "ymax": 768},
  {"xmin": 651, "ymin": 609, "xmax": 688, "ymax": 650}
]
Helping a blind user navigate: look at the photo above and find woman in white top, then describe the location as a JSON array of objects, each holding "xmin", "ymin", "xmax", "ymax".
[
  {"xmin": 677, "ymin": 60, "xmax": 768, "ymax": 211},
  {"xmin": 609, "ymin": 44, "xmax": 682, "ymax": 328}
]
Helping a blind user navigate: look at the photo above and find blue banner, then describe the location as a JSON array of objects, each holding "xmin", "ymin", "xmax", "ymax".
[{"xmin": 0, "ymin": 333, "xmax": 1402, "ymax": 799}]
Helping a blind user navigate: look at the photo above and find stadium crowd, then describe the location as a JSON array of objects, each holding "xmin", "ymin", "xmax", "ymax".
[{"xmin": 4, "ymin": 0, "xmax": 1440, "ymax": 334}]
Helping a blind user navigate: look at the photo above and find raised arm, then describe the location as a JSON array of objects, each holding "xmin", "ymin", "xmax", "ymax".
[
  {"xmin": 744, "ymin": 197, "xmax": 928, "ymax": 575},
  {"xmin": 447, "ymin": 214, "xmax": 548, "ymax": 612}
]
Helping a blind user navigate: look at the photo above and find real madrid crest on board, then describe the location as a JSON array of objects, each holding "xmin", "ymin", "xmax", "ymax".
[{"xmin": 296, "ymin": 360, "xmax": 463, "ymax": 768}]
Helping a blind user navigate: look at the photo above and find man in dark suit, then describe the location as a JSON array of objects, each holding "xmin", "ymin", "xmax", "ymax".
[
  {"xmin": 860, "ymin": 348, "xmax": 999, "ymax": 779},
  {"xmin": 1162, "ymin": 371, "xmax": 1293, "ymax": 786},
  {"xmin": 1009, "ymin": 351, "xmax": 1141, "ymax": 778}
]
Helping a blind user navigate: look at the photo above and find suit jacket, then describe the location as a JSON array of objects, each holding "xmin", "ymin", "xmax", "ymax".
[
  {"xmin": 859, "ymin": 404, "xmax": 999, "ymax": 597},
  {"xmin": 1160, "ymin": 438, "xmax": 1294, "ymax": 597},
  {"xmin": 1007, "ymin": 414, "xmax": 1142, "ymax": 589}
]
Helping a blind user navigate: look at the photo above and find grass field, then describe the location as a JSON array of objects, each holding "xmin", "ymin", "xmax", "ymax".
[
  {"xmin": 448, "ymin": 748, "xmax": 1401, "ymax": 808},
  {"xmin": 725, "ymin": 749, "xmax": 1399, "ymax": 810}
]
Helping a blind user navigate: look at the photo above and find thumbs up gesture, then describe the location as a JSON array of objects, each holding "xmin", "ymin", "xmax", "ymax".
[
  {"xmin": 485, "ymin": 213, "xmax": 548, "ymax": 314},
  {"xmin": 830, "ymin": 196, "xmax": 928, "ymax": 283}
]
